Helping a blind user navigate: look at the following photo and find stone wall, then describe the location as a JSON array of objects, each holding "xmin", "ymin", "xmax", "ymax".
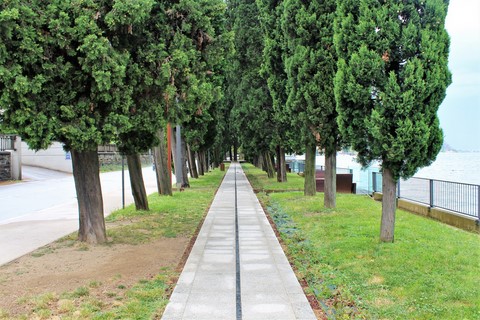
[
  {"xmin": 22, "ymin": 141, "xmax": 152, "ymax": 173},
  {"xmin": 98, "ymin": 152, "xmax": 152, "ymax": 167},
  {"xmin": 0, "ymin": 152, "xmax": 11, "ymax": 181}
]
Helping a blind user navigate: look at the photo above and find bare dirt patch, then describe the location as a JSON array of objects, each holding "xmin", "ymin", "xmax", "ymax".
[{"xmin": 0, "ymin": 236, "xmax": 188, "ymax": 317}]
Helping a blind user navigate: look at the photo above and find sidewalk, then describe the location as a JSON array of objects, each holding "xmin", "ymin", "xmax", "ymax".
[
  {"xmin": 162, "ymin": 163, "xmax": 316, "ymax": 320},
  {"xmin": 0, "ymin": 166, "xmax": 159, "ymax": 266}
]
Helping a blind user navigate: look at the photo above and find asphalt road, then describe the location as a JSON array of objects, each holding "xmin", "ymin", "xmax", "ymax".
[{"xmin": 0, "ymin": 166, "xmax": 159, "ymax": 265}]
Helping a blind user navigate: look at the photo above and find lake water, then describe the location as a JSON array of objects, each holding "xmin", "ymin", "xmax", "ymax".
[
  {"xmin": 290, "ymin": 151, "xmax": 480, "ymax": 194},
  {"xmin": 415, "ymin": 152, "xmax": 480, "ymax": 185},
  {"xmin": 309, "ymin": 152, "xmax": 480, "ymax": 216}
]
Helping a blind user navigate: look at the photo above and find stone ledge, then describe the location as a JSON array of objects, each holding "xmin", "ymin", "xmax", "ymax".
[{"xmin": 372, "ymin": 192, "xmax": 479, "ymax": 233}]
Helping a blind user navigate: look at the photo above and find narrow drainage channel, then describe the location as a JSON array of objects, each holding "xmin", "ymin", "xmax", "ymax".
[{"xmin": 235, "ymin": 164, "xmax": 242, "ymax": 320}]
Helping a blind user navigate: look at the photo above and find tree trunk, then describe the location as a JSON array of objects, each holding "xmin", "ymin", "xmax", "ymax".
[
  {"xmin": 276, "ymin": 145, "xmax": 287, "ymax": 182},
  {"xmin": 187, "ymin": 144, "xmax": 199, "ymax": 179},
  {"xmin": 264, "ymin": 152, "xmax": 275, "ymax": 178},
  {"xmin": 171, "ymin": 126, "xmax": 181, "ymax": 188},
  {"xmin": 324, "ymin": 151, "xmax": 337, "ymax": 208},
  {"xmin": 71, "ymin": 149, "xmax": 107, "ymax": 244},
  {"xmin": 233, "ymin": 141, "xmax": 238, "ymax": 161},
  {"xmin": 380, "ymin": 168, "xmax": 397, "ymax": 242},
  {"xmin": 271, "ymin": 150, "xmax": 276, "ymax": 171},
  {"xmin": 304, "ymin": 142, "xmax": 316, "ymax": 196},
  {"xmin": 198, "ymin": 150, "xmax": 205, "ymax": 176},
  {"xmin": 205, "ymin": 150, "xmax": 212, "ymax": 172},
  {"xmin": 153, "ymin": 129, "xmax": 172, "ymax": 196},
  {"xmin": 126, "ymin": 153, "xmax": 149, "ymax": 211},
  {"xmin": 276, "ymin": 146, "xmax": 281, "ymax": 182},
  {"xmin": 257, "ymin": 153, "xmax": 264, "ymax": 169},
  {"xmin": 170, "ymin": 127, "xmax": 177, "ymax": 179},
  {"xmin": 229, "ymin": 148, "xmax": 233, "ymax": 162},
  {"xmin": 203, "ymin": 151, "xmax": 209, "ymax": 173},
  {"xmin": 280, "ymin": 148, "xmax": 287, "ymax": 182},
  {"xmin": 181, "ymin": 135, "xmax": 190, "ymax": 187}
]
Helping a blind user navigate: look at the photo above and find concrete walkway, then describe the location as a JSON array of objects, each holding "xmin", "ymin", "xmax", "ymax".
[{"xmin": 162, "ymin": 163, "xmax": 316, "ymax": 320}]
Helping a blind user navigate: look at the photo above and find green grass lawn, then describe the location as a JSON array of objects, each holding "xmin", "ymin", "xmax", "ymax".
[
  {"xmin": 244, "ymin": 164, "xmax": 479, "ymax": 319},
  {"xmin": 105, "ymin": 168, "xmax": 225, "ymax": 243},
  {"xmin": 94, "ymin": 167, "xmax": 227, "ymax": 318},
  {"xmin": 99, "ymin": 162, "xmax": 153, "ymax": 173},
  {"xmin": 241, "ymin": 163, "xmax": 304, "ymax": 191}
]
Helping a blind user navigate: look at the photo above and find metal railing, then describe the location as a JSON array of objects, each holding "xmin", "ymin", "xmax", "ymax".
[
  {"xmin": 373, "ymin": 172, "xmax": 480, "ymax": 219},
  {"xmin": 98, "ymin": 144, "xmax": 118, "ymax": 153},
  {"xmin": 316, "ymin": 165, "xmax": 353, "ymax": 174},
  {"xmin": 0, "ymin": 134, "xmax": 16, "ymax": 151}
]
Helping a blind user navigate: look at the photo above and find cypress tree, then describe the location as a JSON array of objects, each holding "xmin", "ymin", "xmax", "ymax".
[
  {"xmin": 108, "ymin": 0, "xmax": 172, "ymax": 207},
  {"xmin": 257, "ymin": 0, "xmax": 292, "ymax": 183},
  {"xmin": 227, "ymin": 0, "xmax": 276, "ymax": 176},
  {"xmin": 282, "ymin": 0, "xmax": 341, "ymax": 200},
  {"xmin": 0, "ymin": 0, "xmax": 141, "ymax": 243},
  {"xmin": 334, "ymin": 0, "xmax": 451, "ymax": 241}
]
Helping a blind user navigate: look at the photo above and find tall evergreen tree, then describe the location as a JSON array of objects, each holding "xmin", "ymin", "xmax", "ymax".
[
  {"xmin": 0, "ymin": 0, "xmax": 143, "ymax": 243},
  {"xmin": 182, "ymin": 0, "xmax": 233, "ymax": 175},
  {"xmin": 108, "ymin": 0, "xmax": 172, "ymax": 207},
  {"xmin": 0, "ymin": 0, "xmax": 230, "ymax": 242},
  {"xmin": 334, "ymin": 0, "xmax": 451, "ymax": 241},
  {"xmin": 282, "ymin": 0, "xmax": 341, "ymax": 200},
  {"xmin": 257, "ymin": 0, "xmax": 292, "ymax": 183},
  {"xmin": 157, "ymin": 0, "xmax": 230, "ymax": 187},
  {"xmin": 227, "ymin": 0, "xmax": 276, "ymax": 176}
]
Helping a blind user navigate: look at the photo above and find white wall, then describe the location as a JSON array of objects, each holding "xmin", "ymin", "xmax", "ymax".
[{"xmin": 21, "ymin": 142, "xmax": 73, "ymax": 173}]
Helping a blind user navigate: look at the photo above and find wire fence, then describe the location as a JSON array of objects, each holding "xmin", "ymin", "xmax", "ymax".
[{"xmin": 373, "ymin": 172, "xmax": 480, "ymax": 219}]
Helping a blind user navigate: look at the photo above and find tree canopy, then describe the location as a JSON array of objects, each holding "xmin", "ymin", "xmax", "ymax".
[
  {"xmin": 0, "ymin": 0, "xmax": 135, "ymax": 152},
  {"xmin": 226, "ymin": 0, "xmax": 277, "ymax": 175},
  {"xmin": 1, "ymin": 0, "xmax": 452, "ymax": 243},
  {"xmin": 281, "ymin": 0, "xmax": 341, "ymax": 198},
  {"xmin": 334, "ymin": 0, "xmax": 451, "ymax": 241},
  {"xmin": 0, "ymin": 0, "xmax": 232, "ymax": 243}
]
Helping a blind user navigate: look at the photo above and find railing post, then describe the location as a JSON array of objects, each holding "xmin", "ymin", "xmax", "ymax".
[
  {"xmin": 477, "ymin": 185, "xmax": 480, "ymax": 221},
  {"xmin": 429, "ymin": 179, "xmax": 434, "ymax": 208}
]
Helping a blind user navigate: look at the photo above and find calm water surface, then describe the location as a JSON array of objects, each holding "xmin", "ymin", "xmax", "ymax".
[
  {"xmin": 312, "ymin": 152, "xmax": 480, "ymax": 194},
  {"xmin": 415, "ymin": 152, "xmax": 480, "ymax": 185}
]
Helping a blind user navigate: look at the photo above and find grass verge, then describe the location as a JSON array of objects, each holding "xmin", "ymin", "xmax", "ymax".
[
  {"xmin": 244, "ymin": 164, "xmax": 480, "ymax": 319},
  {"xmin": 241, "ymin": 163, "xmax": 304, "ymax": 192},
  {"xmin": 100, "ymin": 162, "xmax": 153, "ymax": 173}
]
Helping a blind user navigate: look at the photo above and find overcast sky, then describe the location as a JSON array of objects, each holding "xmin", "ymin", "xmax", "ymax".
[{"xmin": 440, "ymin": 0, "xmax": 480, "ymax": 151}]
